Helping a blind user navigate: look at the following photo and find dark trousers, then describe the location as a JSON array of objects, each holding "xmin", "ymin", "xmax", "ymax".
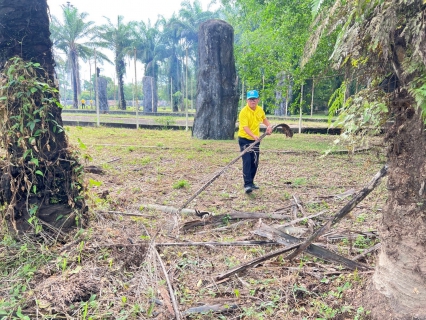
[{"xmin": 238, "ymin": 137, "xmax": 260, "ymax": 187}]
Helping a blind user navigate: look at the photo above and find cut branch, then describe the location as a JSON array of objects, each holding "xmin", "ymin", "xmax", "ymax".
[
  {"xmin": 293, "ymin": 195, "xmax": 315, "ymax": 232},
  {"xmin": 254, "ymin": 223, "xmax": 369, "ymax": 270},
  {"xmin": 216, "ymin": 243, "xmax": 300, "ymax": 280},
  {"xmin": 352, "ymin": 243, "xmax": 381, "ymax": 261},
  {"xmin": 105, "ymin": 157, "xmax": 121, "ymax": 163},
  {"xmin": 100, "ymin": 211, "xmax": 157, "ymax": 218},
  {"xmin": 284, "ymin": 165, "xmax": 387, "ymax": 261},
  {"xmin": 139, "ymin": 204, "xmax": 196, "ymax": 215},
  {"xmin": 196, "ymin": 220, "xmax": 247, "ymax": 234},
  {"xmin": 280, "ymin": 210, "xmax": 326, "ymax": 228},
  {"xmin": 156, "ymin": 240, "xmax": 278, "ymax": 247},
  {"xmin": 182, "ymin": 212, "xmax": 291, "ymax": 231},
  {"xmin": 216, "ymin": 165, "xmax": 387, "ymax": 280},
  {"xmin": 155, "ymin": 248, "xmax": 181, "ymax": 320}
]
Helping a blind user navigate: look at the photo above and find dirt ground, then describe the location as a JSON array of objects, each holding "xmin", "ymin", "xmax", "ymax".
[{"xmin": 1, "ymin": 126, "xmax": 387, "ymax": 319}]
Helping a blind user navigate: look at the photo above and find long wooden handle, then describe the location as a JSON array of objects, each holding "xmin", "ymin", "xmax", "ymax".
[{"xmin": 178, "ymin": 124, "xmax": 285, "ymax": 212}]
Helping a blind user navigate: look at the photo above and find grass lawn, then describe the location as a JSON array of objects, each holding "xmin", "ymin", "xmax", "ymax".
[{"xmin": 61, "ymin": 111, "xmax": 334, "ymax": 128}]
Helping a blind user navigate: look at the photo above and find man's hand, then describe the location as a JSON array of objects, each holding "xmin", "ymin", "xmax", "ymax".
[{"xmin": 266, "ymin": 125, "xmax": 273, "ymax": 135}]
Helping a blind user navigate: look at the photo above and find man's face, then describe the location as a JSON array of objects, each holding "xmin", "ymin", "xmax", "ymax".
[{"xmin": 247, "ymin": 98, "xmax": 259, "ymax": 109}]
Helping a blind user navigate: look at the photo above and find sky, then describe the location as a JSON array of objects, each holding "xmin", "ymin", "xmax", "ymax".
[
  {"xmin": 47, "ymin": 0, "xmax": 200, "ymax": 26},
  {"xmin": 46, "ymin": 0, "xmax": 216, "ymax": 82}
]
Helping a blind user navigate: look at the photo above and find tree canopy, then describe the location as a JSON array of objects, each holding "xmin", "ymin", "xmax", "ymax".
[
  {"xmin": 50, "ymin": 1, "xmax": 219, "ymax": 110},
  {"xmin": 94, "ymin": 16, "xmax": 137, "ymax": 109},
  {"xmin": 50, "ymin": 4, "xmax": 96, "ymax": 108}
]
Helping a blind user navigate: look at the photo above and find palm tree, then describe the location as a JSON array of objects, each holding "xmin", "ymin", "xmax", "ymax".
[
  {"xmin": 0, "ymin": 0, "xmax": 86, "ymax": 233},
  {"xmin": 159, "ymin": 15, "xmax": 186, "ymax": 112},
  {"xmin": 50, "ymin": 4, "xmax": 96, "ymax": 108},
  {"xmin": 305, "ymin": 0, "xmax": 426, "ymax": 317},
  {"xmin": 54, "ymin": 55, "xmax": 71, "ymax": 103},
  {"xmin": 135, "ymin": 19, "xmax": 167, "ymax": 80},
  {"xmin": 160, "ymin": 2, "xmax": 219, "ymax": 112},
  {"xmin": 179, "ymin": 0, "xmax": 218, "ymax": 60},
  {"xmin": 94, "ymin": 16, "xmax": 136, "ymax": 110},
  {"xmin": 133, "ymin": 20, "xmax": 166, "ymax": 113},
  {"xmin": 178, "ymin": 0, "xmax": 219, "ymax": 109}
]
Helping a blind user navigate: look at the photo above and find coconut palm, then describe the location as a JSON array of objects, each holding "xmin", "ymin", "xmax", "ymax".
[
  {"xmin": 94, "ymin": 16, "xmax": 136, "ymax": 110},
  {"xmin": 50, "ymin": 4, "xmax": 97, "ymax": 108}
]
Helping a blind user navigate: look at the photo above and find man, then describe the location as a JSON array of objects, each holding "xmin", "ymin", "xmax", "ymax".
[
  {"xmin": 238, "ymin": 90, "xmax": 272, "ymax": 194},
  {"xmin": 81, "ymin": 98, "xmax": 86, "ymax": 108}
]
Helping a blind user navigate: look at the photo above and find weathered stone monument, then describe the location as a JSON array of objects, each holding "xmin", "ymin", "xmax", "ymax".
[
  {"xmin": 98, "ymin": 77, "xmax": 109, "ymax": 113},
  {"xmin": 192, "ymin": 19, "xmax": 238, "ymax": 140},
  {"xmin": 143, "ymin": 76, "xmax": 157, "ymax": 113},
  {"xmin": 96, "ymin": 67, "xmax": 109, "ymax": 113}
]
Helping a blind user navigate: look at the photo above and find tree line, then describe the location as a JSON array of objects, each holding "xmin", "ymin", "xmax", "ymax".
[
  {"xmin": 50, "ymin": 0, "xmax": 218, "ymax": 110},
  {"xmin": 50, "ymin": 0, "xmax": 345, "ymax": 115}
]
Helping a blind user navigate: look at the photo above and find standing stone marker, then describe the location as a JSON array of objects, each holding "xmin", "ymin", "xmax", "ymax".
[
  {"xmin": 98, "ymin": 76, "xmax": 109, "ymax": 113},
  {"xmin": 143, "ymin": 76, "xmax": 157, "ymax": 113},
  {"xmin": 95, "ymin": 67, "xmax": 109, "ymax": 113},
  {"xmin": 192, "ymin": 19, "xmax": 238, "ymax": 140}
]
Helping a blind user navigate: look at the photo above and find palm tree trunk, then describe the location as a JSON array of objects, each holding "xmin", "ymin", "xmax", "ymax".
[
  {"xmin": 70, "ymin": 52, "xmax": 79, "ymax": 108},
  {"xmin": 0, "ymin": 0, "xmax": 55, "ymax": 77},
  {"xmin": 367, "ymin": 89, "xmax": 426, "ymax": 318},
  {"xmin": 76, "ymin": 56, "xmax": 81, "ymax": 103},
  {"xmin": 72, "ymin": 73, "xmax": 78, "ymax": 109},
  {"xmin": 0, "ymin": 0, "xmax": 86, "ymax": 234},
  {"xmin": 116, "ymin": 57, "xmax": 126, "ymax": 110},
  {"xmin": 169, "ymin": 54, "xmax": 180, "ymax": 112},
  {"xmin": 192, "ymin": 20, "xmax": 238, "ymax": 140},
  {"xmin": 0, "ymin": 0, "xmax": 64, "ymax": 147}
]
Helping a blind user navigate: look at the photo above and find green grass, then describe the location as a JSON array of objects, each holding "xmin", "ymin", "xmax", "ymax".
[
  {"xmin": 262, "ymin": 133, "xmax": 334, "ymax": 153},
  {"xmin": 0, "ymin": 125, "xmax": 382, "ymax": 319},
  {"xmin": 61, "ymin": 111, "xmax": 333, "ymax": 129},
  {"xmin": 0, "ymin": 236, "xmax": 58, "ymax": 318},
  {"xmin": 66, "ymin": 126, "xmax": 336, "ymax": 154},
  {"xmin": 173, "ymin": 179, "xmax": 190, "ymax": 189}
]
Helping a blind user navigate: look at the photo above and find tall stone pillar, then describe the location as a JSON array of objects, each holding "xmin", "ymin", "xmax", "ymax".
[
  {"xmin": 143, "ymin": 76, "xmax": 157, "ymax": 113},
  {"xmin": 192, "ymin": 19, "xmax": 238, "ymax": 140},
  {"xmin": 98, "ymin": 76, "xmax": 109, "ymax": 113}
]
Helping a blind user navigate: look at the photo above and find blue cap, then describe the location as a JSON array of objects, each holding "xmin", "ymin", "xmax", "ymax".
[{"xmin": 247, "ymin": 90, "xmax": 259, "ymax": 99}]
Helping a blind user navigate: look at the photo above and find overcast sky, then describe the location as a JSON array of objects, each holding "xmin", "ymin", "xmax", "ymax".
[
  {"xmin": 47, "ymin": 0, "xmax": 200, "ymax": 26},
  {"xmin": 46, "ymin": 0, "xmax": 216, "ymax": 81}
]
